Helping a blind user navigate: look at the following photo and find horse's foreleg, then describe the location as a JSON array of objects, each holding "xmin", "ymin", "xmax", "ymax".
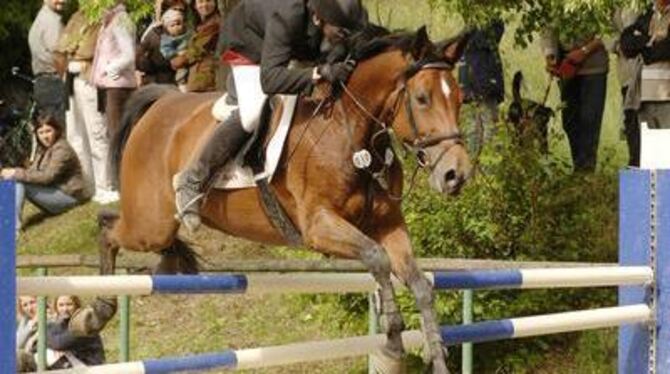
[
  {"xmin": 373, "ymin": 222, "xmax": 448, "ymax": 374},
  {"xmin": 98, "ymin": 211, "xmax": 121, "ymax": 276},
  {"xmin": 305, "ymin": 210, "xmax": 406, "ymax": 373}
]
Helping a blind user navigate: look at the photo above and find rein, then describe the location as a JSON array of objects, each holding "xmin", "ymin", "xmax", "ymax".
[{"xmin": 340, "ymin": 60, "xmax": 462, "ymax": 179}]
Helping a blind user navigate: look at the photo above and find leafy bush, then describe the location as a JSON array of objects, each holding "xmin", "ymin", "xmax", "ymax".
[{"xmin": 401, "ymin": 121, "xmax": 619, "ymax": 372}]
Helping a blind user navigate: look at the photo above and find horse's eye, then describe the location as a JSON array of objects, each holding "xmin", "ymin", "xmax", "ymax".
[{"xmin": 414, "ymin": 92, "xmax": 430, "ymax": 107}]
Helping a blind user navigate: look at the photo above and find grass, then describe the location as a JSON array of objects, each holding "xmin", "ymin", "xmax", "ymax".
[{"xmin": 15, "ymin": 1, "xmax": 629, "ymax": 373}]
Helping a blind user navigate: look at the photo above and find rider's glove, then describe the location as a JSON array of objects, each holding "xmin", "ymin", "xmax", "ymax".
[{"xmin": 317, "ymin": 61, "xmax": 355, "ymax": 85}]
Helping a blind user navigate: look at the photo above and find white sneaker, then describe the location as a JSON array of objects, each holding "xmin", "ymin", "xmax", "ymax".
[{"xmin": 93, "ymin": 190, "xmax": 119, "ymax": 205}]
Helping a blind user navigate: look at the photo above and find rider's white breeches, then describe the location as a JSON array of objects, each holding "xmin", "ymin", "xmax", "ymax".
[{"xmin": 211, "ymin": 65, "xmax": 267, "ymax": 132}]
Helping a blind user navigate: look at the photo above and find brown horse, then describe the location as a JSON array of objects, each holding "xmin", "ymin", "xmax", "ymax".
[{"xmin": 101, "ymin": 27, "xmax": 472, "ymax": 373}]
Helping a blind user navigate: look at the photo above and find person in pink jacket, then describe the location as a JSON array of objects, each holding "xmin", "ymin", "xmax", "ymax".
[{"xmin": 91, "ymin": 0, "xmax": 137, "ymax": 166}]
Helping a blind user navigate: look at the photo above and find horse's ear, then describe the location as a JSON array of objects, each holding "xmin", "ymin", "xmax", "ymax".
[
  {"xmin": 411, "ymin": 26, "xmax": 433, "ymax": 61},
  {"xmin": 438, "ymin": 30, "xmax": 473, "ymax": 65}
]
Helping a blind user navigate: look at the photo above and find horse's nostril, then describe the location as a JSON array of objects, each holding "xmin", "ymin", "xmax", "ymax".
[{"xmin": 445, "ymin": 169, "xmax": 457, "ymax": 183}]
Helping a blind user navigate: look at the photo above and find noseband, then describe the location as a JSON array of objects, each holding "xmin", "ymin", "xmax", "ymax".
[{"xmin": 400, "ymin": 61, "xmax": 463, "ymax": 169}]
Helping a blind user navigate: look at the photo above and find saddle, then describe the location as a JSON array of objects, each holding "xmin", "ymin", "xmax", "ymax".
[
  {"xmin": 210, "ymin": 93, "xmax": 302, "ymax": 245},
  {"xmin": 211, "ymin": 94, "xmax": 297, "ymax": 190}
]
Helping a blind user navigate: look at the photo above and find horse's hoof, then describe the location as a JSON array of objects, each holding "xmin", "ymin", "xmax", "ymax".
[{"xmin": 370, "ymin": 348, "xmax": 406, "ymax": 374}]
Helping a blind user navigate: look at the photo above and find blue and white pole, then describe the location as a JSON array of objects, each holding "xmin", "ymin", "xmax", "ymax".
[
  {"xmin": 47, "ymin": 305, "xmax": 650, "ymax": 374},
  {"xmin": 0, "ymin": 181, "xmax": 16, "ymax": 373},
  {"xmin": 17, "ymin": 266, "xmax": 653, "ymax": 297}
]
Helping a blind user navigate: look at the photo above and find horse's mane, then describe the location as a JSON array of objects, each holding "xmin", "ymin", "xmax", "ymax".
[{"xmin": 345, "ymin": 24, "xmax": 439, "ymax": 63}]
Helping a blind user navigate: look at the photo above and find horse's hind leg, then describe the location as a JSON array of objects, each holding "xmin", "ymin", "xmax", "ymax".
[
  {"xmin": 98, "ymin": 210, "xmax": 121, "ymax": 275},
  {"xmin": 305, "ymin": 210, "xmax": 406, "ymax": 373},
  {"xmin": 372, "ymin": 220, "xmax": 448, "ymax": 374}
]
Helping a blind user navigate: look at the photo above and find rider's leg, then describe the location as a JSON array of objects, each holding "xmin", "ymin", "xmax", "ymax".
[
  {"xmin": 174, "ymin": 66, "xmax": 266, "ymax": 233},
  {"xmin": 173, "ymin": 109, "xmax": 250, "ymax": 232}
]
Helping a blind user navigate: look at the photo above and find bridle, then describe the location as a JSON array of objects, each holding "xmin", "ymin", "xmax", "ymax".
[{"xmin": 340, "ymin": 59, "xmax": 463, "ymax": 171}]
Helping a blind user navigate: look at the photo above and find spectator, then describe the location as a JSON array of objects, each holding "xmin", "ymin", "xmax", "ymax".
[
  {"xmin": 46, "ymin": 295, "xmax": 106, "ymax": 369},
  {"xmin": 16, "ymin": 296, "xmax": 39, "ymax": 373},
  {"xmin": 542, "ymin": 30, "xmax": 609, "ymax": 172},
  {"xmin": 612, "ymin": 8, "xmax": 642, "ymax": 167},
  {"xmin": 57, "ymin": 9, "xmax": 118, "ymax": 204},
  {"xmin": 136, "ymin": 0, "xmax": 188, "ymax": 85},
  {"xmin": 621, "ymin": 0, "xmax": 670, "ymax": 134},
  {"xmin": 160, "ymin": 9, "xmax": 192, "ymax": 91},
  {"xmin": 0, "ymin": 115, "xmax": 91, "ymax": 231},
  {"xmin": 170, "ymin": 0, "xmax": 221, "ymax": 92},
  {"xmin": 16, "ymin": 296, "xmax": 38, "ymax": 353},
  {"xmin": 91, "ymin": 0, "xmax": 137, "ymax": 143},
  {"xmin": 28, "ymin": 0, "xmax": 67, "ymax": 128},
  {"xmin": 52, "ymin": 295, "xmax": 81, "ymax": 319},
  {"xmin": 458, "ymin": 20, "xmax": 505, "ymax": 158},
  {"xmin": 16, "ymin": 296, "xmax": 113, "ymax": 371}
]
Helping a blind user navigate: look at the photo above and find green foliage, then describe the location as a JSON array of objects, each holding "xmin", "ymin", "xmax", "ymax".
[
  {"xmin": 400, "ymin": 122, "xmax": 619, "ymax": 371},
  {"xmin": 79, "ymin": 0, "xmax": 152, "ymax": 23},
  {"xmin": 430, "ymin": 0, "xmax": 645, "ymax": 47}
]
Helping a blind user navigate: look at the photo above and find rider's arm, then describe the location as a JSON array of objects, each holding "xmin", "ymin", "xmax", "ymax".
[{"xmin": 259, "ymin": 4, "xmax": 316, "ymax": 95}]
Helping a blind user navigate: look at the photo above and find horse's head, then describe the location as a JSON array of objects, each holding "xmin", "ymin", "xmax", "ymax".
[{"xmin": 345, "ymin": 27, "xmax": 472, "ymax": 196}]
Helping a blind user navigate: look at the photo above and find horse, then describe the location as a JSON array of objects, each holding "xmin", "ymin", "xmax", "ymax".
[{"xmin": 100, "ymin": 27, "xmax": 472, "ymax": 373}]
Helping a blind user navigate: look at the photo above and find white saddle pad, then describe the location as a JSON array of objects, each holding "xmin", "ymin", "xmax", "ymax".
[{"xmin": 212, "ymin": 94, "xmax": 297, "ymax": 190}]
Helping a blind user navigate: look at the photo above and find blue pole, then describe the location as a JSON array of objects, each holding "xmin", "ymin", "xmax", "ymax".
[
  {"xmin": 0, "ymin": 181, "xmax": 16, "ymax": 373},
  {"xmin": 618, "ymin": 170, "xmax": 652, "ymax": 373},
  {"xmin": 656, "ymin": 170, "xmax": 670, "ymax": 371}
]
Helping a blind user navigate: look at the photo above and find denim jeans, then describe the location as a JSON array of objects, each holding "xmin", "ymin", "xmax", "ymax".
[
  {"xmin": 560, "ymin": 73, "xmax": 607, "ymax": 172},
  {"xmin": 15, "ymin": 182, "xmax": 79, "ymax": 228}
]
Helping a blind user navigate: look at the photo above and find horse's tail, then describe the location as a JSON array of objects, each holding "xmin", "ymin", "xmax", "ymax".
[{"xmin": 110, "ymin": 84, "xmax": 177, "ymax": 184}]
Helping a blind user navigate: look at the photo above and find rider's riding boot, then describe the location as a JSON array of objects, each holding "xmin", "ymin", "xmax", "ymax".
[{"xmin": 173, "ymin": 111, "xmax": 250, "ymax": 232}]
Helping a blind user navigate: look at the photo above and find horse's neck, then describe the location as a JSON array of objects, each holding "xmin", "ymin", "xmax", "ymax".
[{"xmin": 337, "ymin": 52, "xmax": 405, "ymax": 149}]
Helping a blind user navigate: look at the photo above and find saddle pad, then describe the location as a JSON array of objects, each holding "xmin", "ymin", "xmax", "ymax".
[{"xmin": 212, "ymin": 94, "xmax": 297, "ymax": 190}]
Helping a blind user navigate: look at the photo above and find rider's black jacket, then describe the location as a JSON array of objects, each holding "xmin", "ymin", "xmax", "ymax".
[{"xmin": 219, "ymin": 0, "xmax": 367, "ymax": 95}]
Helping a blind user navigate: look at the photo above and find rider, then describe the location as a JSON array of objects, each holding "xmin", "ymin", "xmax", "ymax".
[{"xmin": 173, "ymin": 0, "xmax": 369, "ymax": 232}]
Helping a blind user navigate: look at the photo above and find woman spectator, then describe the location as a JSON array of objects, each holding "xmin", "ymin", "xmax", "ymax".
[
  {"xmin": 16, "ymin": 296, "xmax": 38, "ymax": 353},
  {"xmin": 46, "ymin": 295, "xmax": 106, "ymax": 369},
  {"xmin": 136, "ymin": 0, "xmax": 188, "ymax": 85},
  {"xmin": 0, "ymin": 115, "xmax": 91, "ymax": 231},
  {"xmin": 91, "ymin": 0, "xmax": 137, "ymax": 139},
  {"xmin": 171, "ymin": 0, "xmax": 221, "ymax": 92},
  {"xmin": 16, "ymin": 296, "xmax": 38, "ymax": 372}
]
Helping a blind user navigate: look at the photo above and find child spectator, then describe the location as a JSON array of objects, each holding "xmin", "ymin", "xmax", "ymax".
[
  {"xmin": 136, "ymin": 0, "xmax": 188, "ymax": 85},
  {"xmin": 170, "ymin": 0, "xmax": 221, "ymax": 92},
  {"xmin": 0, "ymin": 115, "xmax": 91, "ymax": 232},
  {"xmin": 160, "ymin": 9, "xmax": 192, "ymax": 91}
]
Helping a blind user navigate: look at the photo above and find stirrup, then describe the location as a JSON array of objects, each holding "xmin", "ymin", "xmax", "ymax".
[{"xmin": 174, "ymin": 193, "xmax": 205, "ymax": 221}]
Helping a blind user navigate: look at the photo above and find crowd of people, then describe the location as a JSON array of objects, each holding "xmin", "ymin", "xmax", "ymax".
[
  {"xmin": 449, "ymin": 0, "xmax": 670, "ymax": 173},
  {"xmin": 15, "ymin": 295, "xmax": 116, "ymax": 371},
  {"xmin": 1, "ymin": 0, "xmax": 224, "ymax": 231}
]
